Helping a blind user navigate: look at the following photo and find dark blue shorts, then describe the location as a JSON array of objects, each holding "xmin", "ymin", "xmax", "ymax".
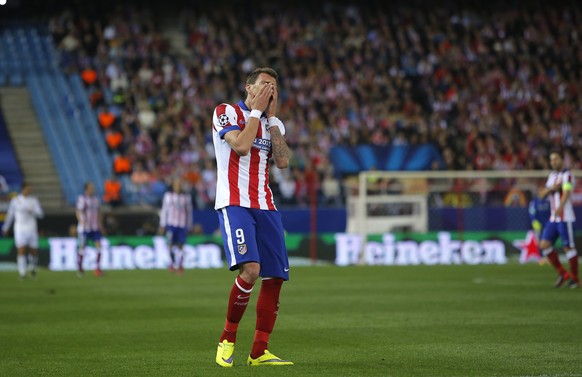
[
  {"xmin": 78, "ymin": 231, "xmax": 102, "ymax": 248},
  {"xmin": 165, "ymin": 226, "xmax": 187, "ymax": 246},
  {"xmin": 541, "ymin": 221, "xmax": 576, "ymax": 248},
  {"xmin": 217, "ymin": 206, "xmax": 289, "ymax": 280}
]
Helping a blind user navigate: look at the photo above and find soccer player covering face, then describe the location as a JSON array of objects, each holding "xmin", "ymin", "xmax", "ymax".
[
  {"xmin": 212, "ymin": 68, "xmax": 293, "ymax": 367},
  {"xmin": 76, "ymin": 182, "xmax": 105, "ymax": 277},
  {"xmin": 2, "ymin": 182, "xmax": 44, "ymax": 279},
  {"xmin": 159, "ymin": 179, "xmax": 193, "ymax": 275},
  {"xmin": 538, "ymin": 150, "xmax": 579, "ymax": 288}
]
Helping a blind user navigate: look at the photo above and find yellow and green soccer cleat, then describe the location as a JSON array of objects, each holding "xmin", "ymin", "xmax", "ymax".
[
  {"xmin": 247, "ymin": 350, "xmax": 294, "ymax": 366},
  {"xmin": 215, "ymin": 339, "xmax": 235, "ymax": 367}
]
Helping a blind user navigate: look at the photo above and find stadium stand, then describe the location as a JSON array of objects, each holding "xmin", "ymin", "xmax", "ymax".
[
  {"xmin": 0, "ymin": 109, "xmax": 22, "ymax": 191},
  {"xmin": 1, "ymin": 0, "xmax": 581, "ymax": 209},
  {"xmin": 0, "ymin": 25, "xmax": 112, "ymax": 204}
]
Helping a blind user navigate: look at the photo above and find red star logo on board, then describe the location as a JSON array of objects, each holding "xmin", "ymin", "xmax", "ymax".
[{"xmin": 513, "ymin": 230, "xmax": 541, "ymax": 264}]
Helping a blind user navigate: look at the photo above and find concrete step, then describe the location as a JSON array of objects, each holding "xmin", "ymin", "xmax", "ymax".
[
  {"xmin": 1, "ymin": 87, "xmax": 64, "ymax": 204},
  {"xmin": 14, "ymin": 146, "xmax": 52, "ymax": 155},
  {"xmin": 6, "ymin": 137, "xmax": 46, "ymax": 145},
  {"xmin": 3, "ymin": 120, "xmax": 39, "ymax": 127},
  {"xmin": 23, "ymin": 173, "xmax": 59, "ymax": 180}
]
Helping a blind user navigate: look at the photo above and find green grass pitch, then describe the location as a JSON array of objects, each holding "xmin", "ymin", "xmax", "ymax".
[{"xmin": 1, "ymin": 264, "xmax": 581, "ymax": 377}]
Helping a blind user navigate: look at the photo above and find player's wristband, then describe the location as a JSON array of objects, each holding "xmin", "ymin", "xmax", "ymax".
[
  {"xmin": 266, "ymin": 116, "xmax": 286, "ymax": 136},
  {"xmin": 250, "ymin": 109, "xmax": 262, "ymax": 119}
]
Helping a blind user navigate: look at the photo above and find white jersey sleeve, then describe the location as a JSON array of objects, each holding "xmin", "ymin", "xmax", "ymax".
[
  {"xmin": 213, "ymin": 103, "xmax": 243, "ymax": 139},
  {"xmin": 2, "ymin": 198, "xmax": 15, "ymax": 232}
]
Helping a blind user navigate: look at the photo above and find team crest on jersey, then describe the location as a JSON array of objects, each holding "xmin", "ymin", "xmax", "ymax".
[
  {"xmin": 238, "ymin": 244, "xmax": 247, "ymax": 255},
  {"xmin": 218, "ymin": 113, "xmax": 230, "ymax": 127}
]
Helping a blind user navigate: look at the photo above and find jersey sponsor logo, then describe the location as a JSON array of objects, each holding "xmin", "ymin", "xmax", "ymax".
[
  {"xmin": 252, "ymin": 138, "xmax": 271, "ymax": 151},
  {"xmin": 238, "ymin": 244, "xmax": 247, "ymax": 255}
]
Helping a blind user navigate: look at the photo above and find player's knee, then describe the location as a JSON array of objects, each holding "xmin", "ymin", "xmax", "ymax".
[
  {"xmin": 239, "ymin": 263, "xmax": 260, "ymax": 284},
  {"xmin": 539, "ymin": 240, "xmax": 550, "ymax": 250}
]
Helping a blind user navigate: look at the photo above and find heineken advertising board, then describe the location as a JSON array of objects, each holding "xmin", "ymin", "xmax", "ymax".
[{"xmin": 0, "ymin": 231, "xmax": 579, "ymax": 270}]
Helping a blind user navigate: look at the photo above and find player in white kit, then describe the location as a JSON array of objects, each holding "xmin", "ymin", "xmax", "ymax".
[
  {"xmin": 2, "ymin": 182, "xmax": 44, "ymax": 279},
  {"xmin": 539, "ymin": 150, "xmax": 579, "ymax": 288}
]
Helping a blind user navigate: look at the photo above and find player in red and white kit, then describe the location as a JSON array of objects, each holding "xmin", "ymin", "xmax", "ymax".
[
  {"xmin": 539, "ymin": 150, "xmax": 579, "ymax": 288},
  {"xmin": 159, "ymin": 179, "xmax": 193, "ymax": 274},
  {"xmin": 212, "ymin": 68, "xmax": 293, "ymax": 367},
  {"xmin": 2, "ymin": 182, "xmax": 43, "ymax": 279},
  {"xmin": 76, "ymin": 182, "xmax": 104, "ymax": 277}
]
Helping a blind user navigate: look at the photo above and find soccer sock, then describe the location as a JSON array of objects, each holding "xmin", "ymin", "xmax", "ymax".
[
  {"xmin": 27, "ymin": 254, "xmax": 39, "ymax": 271},
  {"xmin": 77, "ymin": 250, "xmax": 84, "ymax": 272},
  {"xmin": 17, "ymin": 255, "xmax": 27, "ymax": 277},
  {"xmin": 169, "ymin": 247, "xmax": 175, "ymax": 268},
  {"xmin": 251, "ymin": 278, "xmax": 283, "ymax": 359},
  {"xmin": 543, "ymin": 248, "xmax": 567, "ymax": 276},
  {"xmin": 566, "ymin": 249, "xmax": 579, "ymax": 281},
  {"xmin": 220, "ymin": 275, "xmax": 254, "ymax": 343},
  {"xmin": 96, "ymin": 249, "xmax": 102, "ymax": 271},
  {"xmin": 176, "ymin": 248, "xmax": 184, "ymax": 269}
]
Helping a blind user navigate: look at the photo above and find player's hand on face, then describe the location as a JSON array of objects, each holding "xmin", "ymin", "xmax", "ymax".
[
  {"xmin": 250, "ymin": 82, "xmax": 275, "ymax": 112},
  {"xmin": 266, "ymin": 84, "xmax": 278, "ymax": 118}
]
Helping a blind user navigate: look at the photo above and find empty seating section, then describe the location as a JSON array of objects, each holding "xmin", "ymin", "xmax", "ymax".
[{"xmin": 0, "ymin": 26, "xmax": 111, "ymax": 204}]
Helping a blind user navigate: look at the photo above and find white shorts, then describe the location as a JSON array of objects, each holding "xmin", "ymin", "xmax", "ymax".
[{"xmin": 14, "ymin": 232, "xmax": 39, "ymax": 249}]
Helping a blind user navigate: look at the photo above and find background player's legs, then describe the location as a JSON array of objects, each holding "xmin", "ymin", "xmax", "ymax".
[
  {"xmin": 220, "ymin": 262, "xmax": 260, "ymax": 343},
  {"xmin": 251, "ymin": 277, "xmax": 283, "ymax": 358},
  {"xmin": 168, "ymin": 245, "xmax": 176, "ymax": 272},
  {"xmin": 77, "ymin": 247, "xmax": 85, "ymax": 276},
  {"xmin": 560, "ymin": 222, "xmax": 579, "ymax": 288},
  {"xmin": 540, "ymin": 223, "xmax": 569, "ymax": 286},
  {"xmin": 165, "ymin": 228, "xmax": 175, "ymax": 272},
  {"xmin": 77, "ymin": 233, "xmax": 86, "ymax": 276},
  {"xmin": 175, "ymin": 245, "xmax": 184, "ymax": 275},
  {"xmin": 28, "ymin": 248, "xmax": 39, "ymax": 276},
  {"xmin": 541, "ymin": 241, "xmax": 569, "ymax": 287},
  {"xmin": 16, "ymin": 246, "xmax": 27, "ymax": 279},
  {"xmin": 94, "ymin": 239, "xmax": 102, "ymax": 276},
  {"xmin": 565, "ymin": 248, "xmax": 579, "ymax": 287}
]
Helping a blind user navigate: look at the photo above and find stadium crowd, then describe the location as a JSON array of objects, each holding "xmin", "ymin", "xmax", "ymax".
[{"xmin": 48, "ymin": 1, "xmax": 582, "ymax": 208}]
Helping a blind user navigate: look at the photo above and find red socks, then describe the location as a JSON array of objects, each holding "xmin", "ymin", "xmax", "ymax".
[
  {"xmin": 567, "ymin": 251, "xmax": 579, "ymax": 282},
  {"xmin": 219, "ymin": 276, "xmax": 285, "ymax": 357},
  {"xmin": 251, "ymin": 278, "xmax": 283, "ymax": 358},
  {"xmin": 220, "ymin": 275, "xmax": 254, "ymax": 343},
  {"xmin": 545, "ymin": 249, "xmax": 567, "ymax": 276}
]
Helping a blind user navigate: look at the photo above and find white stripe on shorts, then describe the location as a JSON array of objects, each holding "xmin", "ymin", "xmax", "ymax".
[{"xmin": 221, "ymin": 208, "xmax": 237, "ymax": 267}]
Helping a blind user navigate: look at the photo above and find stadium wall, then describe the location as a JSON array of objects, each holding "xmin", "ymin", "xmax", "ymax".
[{"xmin": 0, "ymin": 207, "xmax": 581, "ymax": 236}]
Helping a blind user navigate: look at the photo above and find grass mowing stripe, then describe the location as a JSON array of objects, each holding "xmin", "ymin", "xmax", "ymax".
[{"xmin": 0, "ymin": 264, "xmax": 581, "ymax": 377}]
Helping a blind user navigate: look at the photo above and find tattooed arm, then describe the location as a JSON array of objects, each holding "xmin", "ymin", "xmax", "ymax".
[{"xmin": 270, "ymin": 126, "xmax": 290, "ymax": 169}]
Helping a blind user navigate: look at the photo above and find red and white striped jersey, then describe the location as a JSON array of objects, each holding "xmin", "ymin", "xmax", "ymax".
[
  {"xmin": 159, "ymin": 191, "xmax": 193, "ymax": 228},
  {"xmin": 546, "ymin": 169, "xmax": 576, "ymax": 222},
  {"xmin": 212, "ymin": 100, "xmax": 277, "ymax": 210},
  {"xmin": 76, "ymin": 195, "xmax": 101, "ymax": 232}
]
